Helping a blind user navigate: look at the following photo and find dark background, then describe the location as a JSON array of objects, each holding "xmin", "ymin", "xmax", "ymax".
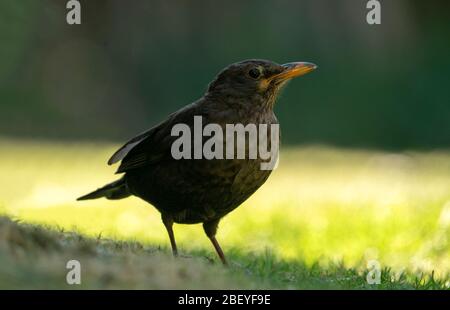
[{"xmin": 1, "ymin": 0, "xmax": 449, "ymax": 149}]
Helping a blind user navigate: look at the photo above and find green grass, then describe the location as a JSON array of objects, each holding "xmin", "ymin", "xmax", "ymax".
[{"xmin": 0, "ymin": 138, "xmax": 449, "ymax": 289}]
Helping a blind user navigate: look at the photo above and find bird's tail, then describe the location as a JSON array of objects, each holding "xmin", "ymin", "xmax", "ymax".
[{"xmin": 77, "ymin": 177, "xmax": 131, "ymax": 201}]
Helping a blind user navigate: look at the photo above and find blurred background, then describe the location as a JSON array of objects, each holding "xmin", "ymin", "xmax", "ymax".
[
  {"xmin": 1, "ymin": 0, "xmax": 449, "ymax": 148},
  {"xmin": 0, "ymin": 0, "xmax": 449, "ymax": 287}
]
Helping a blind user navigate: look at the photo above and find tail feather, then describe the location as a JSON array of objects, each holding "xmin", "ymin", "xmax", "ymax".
[{"xmin": 77, "ymin": 177, "xmax": 130, "ymax": 201}]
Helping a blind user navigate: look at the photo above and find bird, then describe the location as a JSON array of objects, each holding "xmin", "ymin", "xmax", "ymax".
[{"xmin": 77, "ymin": 59, "xmax": 317, "ymax": 265}]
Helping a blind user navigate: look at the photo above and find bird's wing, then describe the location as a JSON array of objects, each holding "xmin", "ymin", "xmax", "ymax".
[
  {"xmin": 108, "ymin": 102, "xmax": 203, "ymax": 173},
  {"xmin": 108, "ymin": 127, "xmax": 157, "ymax": 166}
]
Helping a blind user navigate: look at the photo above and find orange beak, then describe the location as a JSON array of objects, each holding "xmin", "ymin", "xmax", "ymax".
[{"xmin": 270, "ymin": 62, "xmax": 317, "ymax": 83}]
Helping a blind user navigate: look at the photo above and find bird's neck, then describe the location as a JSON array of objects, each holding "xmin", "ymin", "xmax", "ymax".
[{"xmin": 204, "ymin": 91, "xmax": 276, "ymax": 116}]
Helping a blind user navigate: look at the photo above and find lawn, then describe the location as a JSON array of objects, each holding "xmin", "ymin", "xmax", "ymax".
[{"xmin": 0, "ymin": 138, "xmax": 449, "ymax": 289}]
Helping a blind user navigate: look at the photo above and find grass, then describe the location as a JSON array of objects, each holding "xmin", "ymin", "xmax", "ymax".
[{"xmin": 0, "ymin": 137, "xmax": 449, "ymax": 289}]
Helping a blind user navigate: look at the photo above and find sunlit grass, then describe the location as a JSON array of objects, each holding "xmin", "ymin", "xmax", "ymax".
[{"xmin": 0, "ymin": 137, "xmax": 449, "ymax": 284}]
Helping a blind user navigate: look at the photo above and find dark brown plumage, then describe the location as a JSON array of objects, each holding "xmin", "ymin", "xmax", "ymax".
[{"xmin": 78, "ymin": 59, "xmax": 316, "ymax": 264}]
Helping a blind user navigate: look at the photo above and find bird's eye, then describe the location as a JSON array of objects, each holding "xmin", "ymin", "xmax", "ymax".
[{"xmin": 248, "ymin": 68, "xmax": 261, "ymax": 79}]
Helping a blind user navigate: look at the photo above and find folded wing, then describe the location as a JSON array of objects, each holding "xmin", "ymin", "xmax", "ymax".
[{"xmin": 108, "ymin": 102, "xmax": 203, "ymax": 174}]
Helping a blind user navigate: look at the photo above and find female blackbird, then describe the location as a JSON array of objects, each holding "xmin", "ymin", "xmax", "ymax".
[{"xmin": 78, "ymin": 59, "xmax": 316, "ymax": 265}]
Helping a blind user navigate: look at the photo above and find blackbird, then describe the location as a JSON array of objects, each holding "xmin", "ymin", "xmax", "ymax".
[{"xmin": 78, "ymin": 59, "xmax": 316, "ymax": 265}]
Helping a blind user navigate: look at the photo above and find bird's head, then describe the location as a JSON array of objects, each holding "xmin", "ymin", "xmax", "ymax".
[{"xmin": 206, "ymin": 59, "xmax": 317, "ymax": 108}]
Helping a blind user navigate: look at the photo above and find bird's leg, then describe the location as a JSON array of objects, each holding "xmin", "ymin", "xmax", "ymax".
[
  {"xmin": 162, "ymin": 214, "xmax": 178, "ymax": 257},
  {"xmin": 203, "ymin": 219, "xmax": 228, "ymax": 266}
]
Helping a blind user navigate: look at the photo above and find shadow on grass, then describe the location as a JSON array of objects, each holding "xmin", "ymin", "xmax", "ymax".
[{"xmin": 0, "ymin": 217, "xmax": 447, "ymax": 290}]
